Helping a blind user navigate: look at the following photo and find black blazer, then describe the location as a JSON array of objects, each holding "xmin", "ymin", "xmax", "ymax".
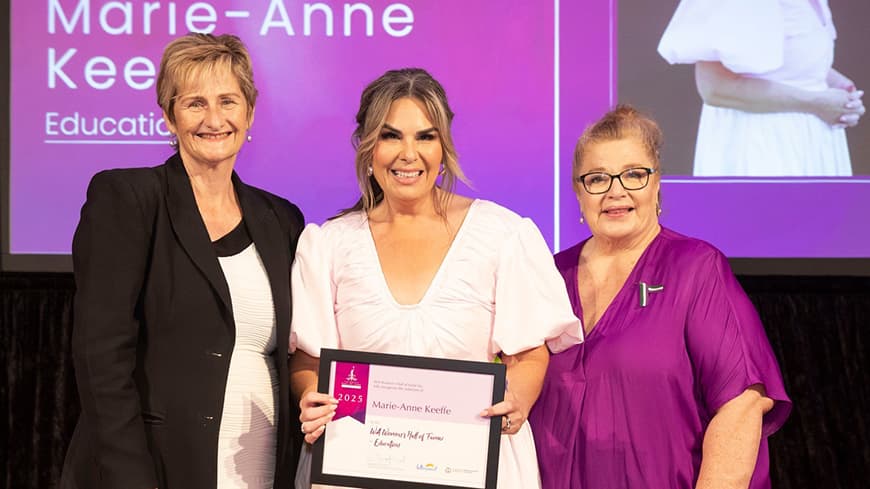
[{"xmin": 61, "ymin": 154, "xmax": 304, "ymax": 489}]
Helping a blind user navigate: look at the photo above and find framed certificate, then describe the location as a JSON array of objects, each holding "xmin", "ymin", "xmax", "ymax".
[{"xmin": 311, "ymin": 348, "xmax": 506, "ymax": 489}]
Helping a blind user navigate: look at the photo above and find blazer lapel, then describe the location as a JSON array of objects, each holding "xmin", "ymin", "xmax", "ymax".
[
  {"xmin": 164, "ymin": 154, "xmax": 233, "ymax": 313},
  {"xmin": 235, "ymin": 176, "xmax": 291, "ymax": 357}
]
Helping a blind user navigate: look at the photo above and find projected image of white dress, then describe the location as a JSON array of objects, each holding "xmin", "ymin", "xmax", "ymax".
[{"xmin": 658, "ymin": 0, "xmax": 865, "ymax": 176}]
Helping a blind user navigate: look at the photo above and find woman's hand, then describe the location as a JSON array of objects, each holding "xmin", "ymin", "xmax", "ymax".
[
  {"xmin": 290, "ymin": 350, "xmax": 334, "ymax": 444},
  {"xmin": 299, "ymin": 390, "xmax": 338, "ymax": 444},
  {"xmin": 808, "ymin": 68, "xmax": 863, "ymax": 128},
  {"xmin": 479, "ymin": 389, "xmax": 529, "ymax": 436},
  {"xmin": 479, "ymin": 345, "xmax": 549, "ymax": 436},
  {"xmin": 695, "ymin": 61, "xmax": 865, "ymax": 127},
  {"xmin": 835, "ymin": 88, "xmax": 864, "ymax": 128},
  {"xmin": 811, "ymin": 88, "xmax": 865, "ymax": 128}
]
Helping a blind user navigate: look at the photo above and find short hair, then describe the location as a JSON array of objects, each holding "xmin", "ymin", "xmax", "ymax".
[
  {"xmin": 573, "ymin": 104, "xmax": 663, "ymax": 173},
  {"xmin": 340, "ymin": 68, "xmax": 469, "ymax": 217},
  {"xmin": 156, "ymin": 33, "xmax": 257, "ymax": 123}
]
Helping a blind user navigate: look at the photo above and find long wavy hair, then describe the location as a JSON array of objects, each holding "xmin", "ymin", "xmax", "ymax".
[{"xmin": 337, "ymin": 68, "xmax": 469, "ymax": 218}]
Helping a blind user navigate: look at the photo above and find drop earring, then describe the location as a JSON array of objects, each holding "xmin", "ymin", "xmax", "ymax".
[
  {"xmin": 246, "ymin": 132, "xmax": 252, "ymax": 142},
  {"xmin": 367, "ymin": 165, "xmax": 373, "ymax": 177},
  {"xmin": 656, "ymin": 201, "xmax": 662, "ymax": 216},
  {"xmin": 579, "ymin": 214, "xmax": 585, "ymax": 224},
  {"xmin": 169, "ymin": 135, "xmax": 178, "ymax": 148}
]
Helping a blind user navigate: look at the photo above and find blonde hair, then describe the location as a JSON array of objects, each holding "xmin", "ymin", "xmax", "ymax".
[
  {"xmin": 339, "ymin": 68, "xmax": 469, "ymax": 217},
  {"xmin": 156, "ymin": 33, "xmax": 257, "ymax": 123},
  {"xmin": 573, "ymin": 104, "xmax": 663, "ymax": 173}
]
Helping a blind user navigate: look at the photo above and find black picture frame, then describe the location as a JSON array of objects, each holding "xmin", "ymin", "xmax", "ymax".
[{"xmin": 311, "ymin": 348, "xmax": 506, "ymax": 489}]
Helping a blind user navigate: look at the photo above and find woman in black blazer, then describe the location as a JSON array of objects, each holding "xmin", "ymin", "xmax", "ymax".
[{"xmin": 60, "ymin": 33, "xmax": 303, "ymax": 489}]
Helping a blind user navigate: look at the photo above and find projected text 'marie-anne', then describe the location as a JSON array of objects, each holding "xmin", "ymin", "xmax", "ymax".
[
  {"xmin": 47, "ymin": 1, "xmax": 415, "ymax": 90},
  {"xmin": 48, "ymin": 0, "xmax": 415, "ymax": 37}
]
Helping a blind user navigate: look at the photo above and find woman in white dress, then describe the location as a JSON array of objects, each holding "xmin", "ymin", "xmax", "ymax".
[
  {"xmin": 288, "ymin": 68, "xmax": 581, "ymax": 488},
  {"xmin": 658, "ymin": 0, "xmax": 865, "ymax": 176}
]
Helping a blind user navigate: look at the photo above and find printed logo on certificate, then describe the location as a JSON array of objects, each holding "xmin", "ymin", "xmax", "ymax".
[{"xmin": 311, "ymin": 349, "xmax": 506, "ymax": 489}]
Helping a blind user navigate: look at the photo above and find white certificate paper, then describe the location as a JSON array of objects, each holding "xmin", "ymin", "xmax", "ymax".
[{"xmin": 312, "ymin": 349, "xmax": 505, "ymax": 489}]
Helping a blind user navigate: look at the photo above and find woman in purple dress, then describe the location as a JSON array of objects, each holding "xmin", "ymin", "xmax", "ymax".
[{"xmin": 528, "ymin": 105, "xmax": 791, "ymax": 489}]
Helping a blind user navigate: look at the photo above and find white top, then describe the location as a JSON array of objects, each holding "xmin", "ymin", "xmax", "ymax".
[
  {"xmin": 290, "ymin": 199, "xmax": 581, "ymax": 359},
  {"xmin": 217, "ymin": 243, "xmax": 278, "ymax": 489},
  {"xmin": 658, "ymin": 0, "xmax": 836, "ymax": 82},
  {"xmin": 658, "ymin": 0, "xmax": 850, "ymax": 176},
  {"xmin": 289, "ymin": 199, "xmax": 581, "ymax": 489}
]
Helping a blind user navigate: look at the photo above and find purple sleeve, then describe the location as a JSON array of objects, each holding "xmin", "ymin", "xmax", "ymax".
[{"xmin": 685, "ymin": 248, "xmax": 791, "ymax": 437}]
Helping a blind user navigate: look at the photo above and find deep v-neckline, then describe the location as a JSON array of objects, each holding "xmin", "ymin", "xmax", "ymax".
[
  {"xmin": 573, "ymin": 233, "xmax": 659, "ymax": 340},
  {"xmin": 365, "ymin": 199, "xmax": 478, "ymax": 308}
]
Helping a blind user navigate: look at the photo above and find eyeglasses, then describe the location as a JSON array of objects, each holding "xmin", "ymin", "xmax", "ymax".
[{"xmin": 574, "ymin": 167, "xmax": 657, "ymax": 195}]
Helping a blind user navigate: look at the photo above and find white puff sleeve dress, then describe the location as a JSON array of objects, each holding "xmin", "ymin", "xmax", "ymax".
[{"xmin": 290, "ymin": 199, "xmax": 582, "ymax": 489}]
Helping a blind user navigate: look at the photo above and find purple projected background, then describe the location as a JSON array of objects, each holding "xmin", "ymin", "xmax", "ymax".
[{"xmin": 9, "ymin": 1, "xmax": 869, "ymax": 258}]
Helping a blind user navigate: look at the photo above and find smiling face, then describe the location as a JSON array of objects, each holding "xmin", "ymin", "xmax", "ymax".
[
  {"xmin": 164, "ymin": 63, "xmax": 252, "ymax": 170},
  {"xmin": 575, "ymin": 136, "xmax": 660, "ymax": 245},
  {"xmin": 371, "ymin": 97, "xmax": 443, "ymax": 207}
]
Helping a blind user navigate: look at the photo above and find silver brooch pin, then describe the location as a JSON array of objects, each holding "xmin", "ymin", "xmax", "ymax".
[{"xmin": 639, "ymin": 281, "xmax": 664, "ymax": 307}]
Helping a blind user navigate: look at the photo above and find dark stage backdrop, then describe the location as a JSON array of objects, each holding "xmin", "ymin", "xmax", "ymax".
[{"xmin": 1, "ymin": 272, "xmax": 869, "ymax": 489}]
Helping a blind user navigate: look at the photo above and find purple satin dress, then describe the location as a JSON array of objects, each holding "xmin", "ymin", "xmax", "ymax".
[{"xmin": 529, "ymin": 227, "xmax": 791, "ymax": 489}]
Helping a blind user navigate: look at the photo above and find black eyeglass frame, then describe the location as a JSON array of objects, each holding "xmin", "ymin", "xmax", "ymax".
[{"xmin": 573, "ymin": 167, "xmax": 657, "ymax": 195}]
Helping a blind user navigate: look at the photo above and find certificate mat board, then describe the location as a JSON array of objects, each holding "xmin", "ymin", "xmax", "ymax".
[{"xmin": 312, "ymin": 349, "xmax": 506, "ymax": 489}]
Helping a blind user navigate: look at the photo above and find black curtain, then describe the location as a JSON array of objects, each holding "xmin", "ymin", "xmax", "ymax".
[
  {"xmin": 1, "ymin": 272, "xmax": 869, "ymax": 489},
  {"xmin": 742, "ymin": 276, "xmax": 870, "ymax": 488},
  {"xmin": 1, "ymin": 273, "xmax": 77, "ymax": 489}
]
